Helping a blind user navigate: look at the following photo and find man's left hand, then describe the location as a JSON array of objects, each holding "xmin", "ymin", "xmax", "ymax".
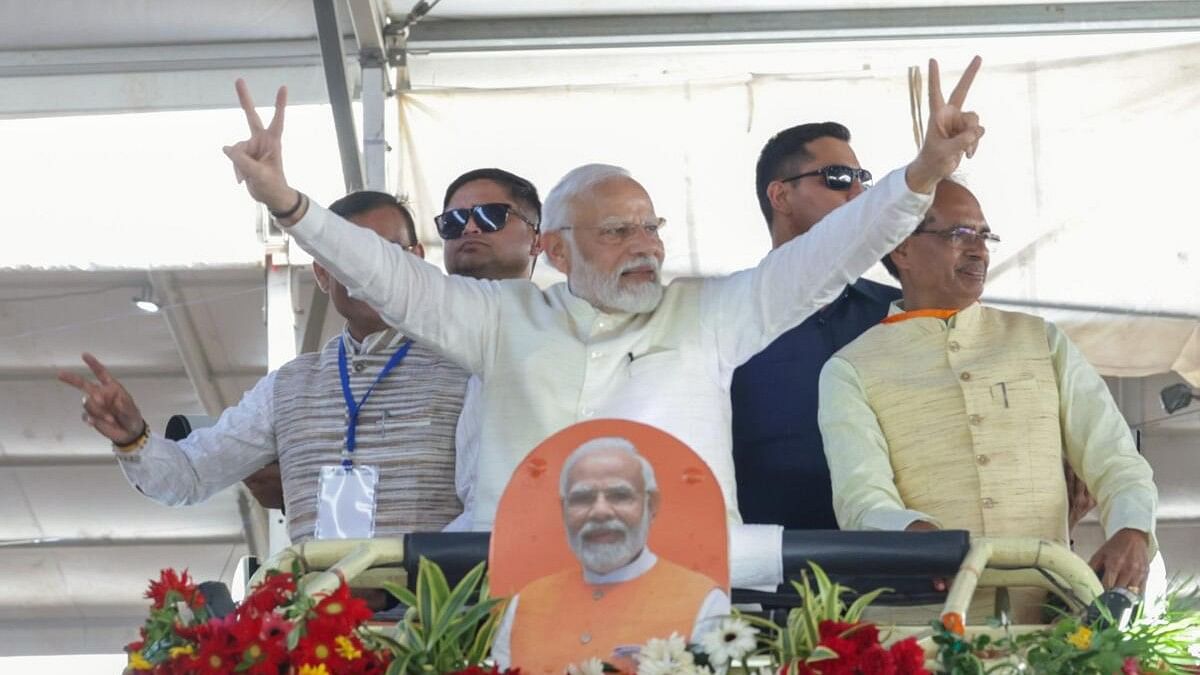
[{"xmin": 1088, "ymin": 528, "xmax": 1150, "ymax": 592}]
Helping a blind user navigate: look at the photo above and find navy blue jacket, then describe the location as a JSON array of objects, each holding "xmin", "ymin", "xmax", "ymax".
[{"xmin": 731, "ymin": 278, "xmax": 901, "ymax": 529}]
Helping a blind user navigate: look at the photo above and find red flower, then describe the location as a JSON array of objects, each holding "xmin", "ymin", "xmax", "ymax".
[
  {"xmin": 256, "ymin": 611, "xmax": 294, "ymax": 644},
  {"xmin": 308, "ymin": 584, "xmax": 373, "ymax": 636},
  {"xmin": 818, "ymin": 620, "xmax": 857, "ymax": 642},
  {"xmin": 888, "ymin": 637, "xmax": 928, "ymax": 675},
  {"xmin": 243, "ymin": 571, "xmax": 296, "ymax": 614},
  {"xmin": 145, "ymin": 568, "xmax": 204, "ymax": 610},
  {"xmin": 295, "ymin": 632, "xmax": 343, "ymax": 670},
  {"xmin": 858, "ymin": 644, "xmax": 897, "ymax": 675},
  {"xmin": 1122, "ymin": 657, "xmax": 1142, "ymax": 675},
  {"xmin": 188, "ymin": 635, "xmax": 234, "ymax": 674}
]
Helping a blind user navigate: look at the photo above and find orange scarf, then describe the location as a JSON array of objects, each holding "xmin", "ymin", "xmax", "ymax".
[{"xmin": 880, "ymin": 308, "xmax": 959, "ymax": 325}]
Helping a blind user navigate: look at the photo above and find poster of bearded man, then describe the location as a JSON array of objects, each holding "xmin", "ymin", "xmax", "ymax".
[{"xmin": 488, "ymin": 419, "xmax": 730, "ymax": 674}]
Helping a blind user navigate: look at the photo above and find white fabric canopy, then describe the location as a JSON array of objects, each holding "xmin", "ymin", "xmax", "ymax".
[{"xmin": 397, "ymin": 39, "xmax": 1200, "ymax": 383}]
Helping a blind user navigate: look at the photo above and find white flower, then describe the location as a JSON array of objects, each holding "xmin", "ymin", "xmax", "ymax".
[
  {"xmin": 699, "ymin": 617, "xmax": 758, "ymax": 667},
  {"xmin": 566, "ymin": 657, "xmax": 607, "ymax": 675},
  {"xmin": 637, "ymin": 633, "xmax": 696, "ymax": 675}
]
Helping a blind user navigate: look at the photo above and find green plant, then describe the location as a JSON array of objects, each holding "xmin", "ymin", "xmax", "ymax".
[
  {"xmin": 742, "ymin": 562, "xmax": 901, "ymax": 670},
  {"xmin": 931, "ymin": 587, "xmax": 1200, "ymax": 674},
  {"xmin": 380, "ymin": 558, "xmax": 504, "ymax": 675}
]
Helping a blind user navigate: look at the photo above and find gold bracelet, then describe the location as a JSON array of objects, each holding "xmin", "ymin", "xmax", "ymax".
[{"xmin": 114, "ymin": 422, "xmax": 150, "ymax": 453}]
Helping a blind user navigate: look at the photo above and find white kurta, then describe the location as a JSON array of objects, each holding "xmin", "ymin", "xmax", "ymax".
[{"xmin": 287, "ymin": 168, "xmax": 931, "ymax": 529}]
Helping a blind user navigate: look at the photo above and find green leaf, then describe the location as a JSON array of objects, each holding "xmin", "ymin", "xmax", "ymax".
[
  {"xmin": 383, "ymin": 580, "xmax": 418, "ymax": 609},
  {"xmin": 805, "ymin": 646, "xmax": 840, "ymax": 664}
]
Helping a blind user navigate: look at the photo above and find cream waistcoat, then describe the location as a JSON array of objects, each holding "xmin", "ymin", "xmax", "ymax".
[{"xmin": 836, "ymin": 304, "xmax": 1068, "ymax": 544}]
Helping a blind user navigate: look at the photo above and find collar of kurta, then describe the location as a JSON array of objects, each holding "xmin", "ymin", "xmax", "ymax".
[
  {"xmin": 882, "ymin": 301, "xmax": 983, "ymax": 328},
  {"xmin": 340, "ymin": 326, "xmax": 406, "ymax": 357}
]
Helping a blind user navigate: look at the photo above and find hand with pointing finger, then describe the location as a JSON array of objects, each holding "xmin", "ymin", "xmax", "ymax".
[
  {"xmin": 906, "ymin": 56, "xmax": 986, "ymax": 194},
  {"xmin": 58, "ymin": 353, "xmax": 147, "ymax": 446},
  {"xmin": 222, "ymin": 79, "xmax": 305, "ymax": 221}
]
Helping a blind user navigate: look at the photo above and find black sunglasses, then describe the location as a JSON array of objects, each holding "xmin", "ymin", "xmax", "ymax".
[
  {"xmin": 778, "ymin": 165, "xmax": 873, "ymax": 191},
  {"xmin": 434, "ymin": 202, "xmax": 538, "ymax": 240}
]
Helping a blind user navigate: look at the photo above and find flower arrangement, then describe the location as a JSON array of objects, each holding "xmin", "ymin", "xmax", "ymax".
[
  {"xmin": 125, "ymin": 560, "xmax": 1200, "ymax": 675},
  {"xmin": 124, "ymin": 566, "xmax": 391, "ymax": 674},
  {"xmin": 931, "ymin": 588, "xmax": 1200, "ymax": 674},
  {"xmin": 124, "ymin": 559, "xmax": 514, "ymax": 675}
]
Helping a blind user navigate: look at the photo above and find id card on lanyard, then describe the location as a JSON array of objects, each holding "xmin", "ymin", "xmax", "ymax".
[{"xmin": 314, "ymin": 338, "xmax": 411, "ymax": 540}]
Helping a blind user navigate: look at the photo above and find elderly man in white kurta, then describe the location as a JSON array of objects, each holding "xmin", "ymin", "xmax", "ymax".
[
  {"xmin": 819, "ymin": 180, "xmax": 1157, "ymax": 619},
  {"xmin": 222, "ymin": 60, "xmax": 985, "ymax": 530}
]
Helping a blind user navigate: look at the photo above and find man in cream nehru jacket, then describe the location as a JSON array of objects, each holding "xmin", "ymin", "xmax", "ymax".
[{"xmin": 819, "ymin": 179, "xmax": 1157, "ymax": 620}]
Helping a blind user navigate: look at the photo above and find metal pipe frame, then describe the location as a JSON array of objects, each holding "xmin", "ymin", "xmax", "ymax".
[
  {"xmin": 313, "ymin": 0, "xmax": 366, "ymax": 192},
  {"xmin": 402, "ymin": 3, "xmax": 1200, "ymax": 53},
  {"xmin": 0, "ymin": 534, "xmax": 245, "ymax": 549}
]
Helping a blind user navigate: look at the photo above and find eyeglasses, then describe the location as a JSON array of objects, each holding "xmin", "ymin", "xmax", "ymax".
[
  {"xmin": 559, "ymin": 218, "xmax": 666, "ymax": 245},
  {"xmin": 913, "ymin": 225, "xmax": 1000, "ymax": 249},
  {"xmin": 434, "ymin": 203, "xmax": 539, "ymax": 240},
  {"xmin": 778, "ymin": 165, "xmax": 873, "ymax": 191}
]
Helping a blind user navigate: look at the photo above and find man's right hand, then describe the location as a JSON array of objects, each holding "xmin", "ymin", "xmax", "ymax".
[
  {"xmin": 58, "ymin": 353, "xmax": 146, "ymax": 445},
  {"xmin": 222, "ymin": 79, "xmax": 303, "ymax": 220},
  {"xmin": 906, "ymin": 56, "xmax": 986, "ymax": 194}
]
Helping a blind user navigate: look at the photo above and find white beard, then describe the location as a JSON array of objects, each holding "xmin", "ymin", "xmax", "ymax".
[
  {"xmin": 568, "ymin": 239, "xmax": 663, "ymax": 314},
  {"xmin": 568, "ymin": 508, "xmax": 651, "ymax": 575}
]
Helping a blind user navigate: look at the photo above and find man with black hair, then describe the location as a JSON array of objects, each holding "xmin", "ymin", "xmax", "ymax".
[
  {"xmin": 440, "ymin": 167, "xmax": 542, "ymax": 280},
  {"xmin": 731, "ymin": 122, "xmax": 900, "ymax": 531},
  {"xmin": 437, "ymin": 168, "xmax": 542, "ymax": 530},
  {"xmin": 62, "ymin": 191, "xmax": 472, "ymax": 540}
]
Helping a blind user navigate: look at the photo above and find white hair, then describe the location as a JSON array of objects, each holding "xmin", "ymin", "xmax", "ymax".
[
  {"xmin": 559, "ymin": 436, "xmax": 658, "ymax": 497},
  {"xmin": 541, "ymin": 163, "xmax": 633, "ymax": 236}
]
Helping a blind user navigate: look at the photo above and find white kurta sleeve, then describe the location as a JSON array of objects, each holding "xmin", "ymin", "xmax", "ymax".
[
  {"xmin": 818, "ymin": 356, "xmax": 939, "ymax": 532},
  {"xmin": 705, "ymin": 168, "xmax": 932, "ymax": 372},
  {"xmin": 287, "ymin": 202, "xmax": 502, "ymax": 373},
  {"xmin": 114, "ymin": 370, "xmax": 280, "ymax": 505},
  {"xmin": 1049, "ymin": 322, "xmax": 1158, "ymax": 554}
]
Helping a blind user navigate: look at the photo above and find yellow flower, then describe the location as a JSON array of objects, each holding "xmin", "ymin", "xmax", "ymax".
[
  {"xmin": 168, "ymin": 645, "xmax": 195, "ymax": 659},
  {"xmin": 299, "ymin": 664, "xmax": 331, "ymax": 675},
  {"xmin": 1067, "ymin": 626, "xmax": 1093, "ymax": 650},
  {"xmin": 335, "ymin": 635, "xmax": 363, "ymax": 660},
  {"xmin": 127, "ymin": 651, "xmax": 153, "ymax": 671}
]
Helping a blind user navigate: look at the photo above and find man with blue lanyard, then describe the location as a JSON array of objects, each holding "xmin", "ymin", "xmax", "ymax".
[{"xmin": 62, "ymin": 187, "xmax": 539, "ymax": 542}]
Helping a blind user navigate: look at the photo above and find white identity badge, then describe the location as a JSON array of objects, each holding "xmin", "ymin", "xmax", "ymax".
[{"xmin": 314, "ymin": 464, "xmax": 379, "ymax": 539}]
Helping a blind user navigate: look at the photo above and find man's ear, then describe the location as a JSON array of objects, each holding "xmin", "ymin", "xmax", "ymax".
[
  {"xmin": 529, "ymin": 232, "xmax": 543, "ymax": 258},
  {"xmin": 313, "ymin": 262, "xmax": 330, "ymax": 293},
  {"xmin": 410, "ymin": 242, "xmax": 426, "ymax": 260},
  {"xmin": 767, "ymin": 179, "xmax": 792, "ymax": 217},
  {"xmin": 647, "ymin": 490, "xmax": 661, "ymax": 518},
  {"xmin": 890, "ymin": 240, "xmax": 912, "ymax": 276},
  {"xmin": 542, "ymin": 231, "xmax": 571, "ymax": 275}
]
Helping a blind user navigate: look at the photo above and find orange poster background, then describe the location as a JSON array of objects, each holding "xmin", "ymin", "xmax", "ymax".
[{"xmin": 488, "ymin": 419, "xmax": 729, "ymax": 597}]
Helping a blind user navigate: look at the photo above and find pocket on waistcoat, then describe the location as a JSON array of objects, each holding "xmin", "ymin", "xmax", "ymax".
[{"xmin": 989, "ymin": 375, "xmax": 1037, "ymax": 409}]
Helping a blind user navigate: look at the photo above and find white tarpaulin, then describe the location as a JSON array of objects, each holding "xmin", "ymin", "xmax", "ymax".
[{"xmin": 397, "ymin": 40, "xmax": 1200, "ymax": 383}]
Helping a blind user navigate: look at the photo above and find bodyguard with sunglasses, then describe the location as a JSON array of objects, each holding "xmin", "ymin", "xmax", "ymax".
[
  {"xmin": 819, "ymin": 180, "xmax": 1158, "ymax": 619},
  {"xmin": 222, "ymin": 57, "xmax": 985, "ymax": 531},
  {"xmin": 439, "ymin": 168, "xmax": 543, "ymax": 282},
  {"xmin": 435, "ymin": 168, "xmax": 543, "ymax": 531},
  {"xmin": 731, "ymin": 122, "xmax": 902, "ymax": 532}
]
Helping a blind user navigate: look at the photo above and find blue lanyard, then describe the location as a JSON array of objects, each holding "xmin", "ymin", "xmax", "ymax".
[{"xmin": 337, "ymin": 337, "xmax": 412, "ymax": 468}]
